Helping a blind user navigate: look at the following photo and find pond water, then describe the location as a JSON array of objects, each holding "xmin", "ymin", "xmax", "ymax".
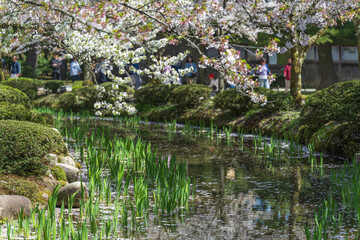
[
  {"xmin": 65, "ymin": 118, "xmax": 350, "ymax": 240},
  {"xmin": 2, "ymin": 114, "xmax": 358, "ymax": 240}
]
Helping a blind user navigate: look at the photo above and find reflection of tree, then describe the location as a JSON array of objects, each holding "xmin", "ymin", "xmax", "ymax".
[{"xmin": 289, "ymin": 165, "xmax": 301, "ymax": 240}]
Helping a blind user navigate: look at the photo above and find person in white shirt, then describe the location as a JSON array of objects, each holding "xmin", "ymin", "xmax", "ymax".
[
  {"xmin": 208, "ymin": 73, "xmax": 219, "ymax": 92},
  {"xmin": 70, "ymin": 58, "xmax": 82, "ymax": 82}
]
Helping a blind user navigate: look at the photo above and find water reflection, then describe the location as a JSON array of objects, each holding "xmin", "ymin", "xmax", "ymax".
[{"xmin": 70, "ymin": 120, "xmax": 336, "ymax": 239}]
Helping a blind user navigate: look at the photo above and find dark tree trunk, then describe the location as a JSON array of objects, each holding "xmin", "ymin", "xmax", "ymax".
[
  {"xmin": 355, "ymin": 16, "xmax": 360, "ymax": 70},
  {"xmin": 25, "ymin": 42, "xmax": 39, "ymax": 72},
  {"xmin": 0, "ymin": 52, "xmax": 4, "ymax": 81},
  {"xmin": 317, "ymin": 43, "xmax": 338, "ymax": 90}
]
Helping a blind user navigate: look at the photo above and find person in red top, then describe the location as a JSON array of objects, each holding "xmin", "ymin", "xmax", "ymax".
[{"xmin": 284, "ymin": 57, "xmax": 291, "ymax": 92}]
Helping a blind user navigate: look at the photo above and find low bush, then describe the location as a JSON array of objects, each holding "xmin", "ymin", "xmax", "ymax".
[
  {"xmin": 0, "ymin": 78, "xmax": 43, "ymax": 100},
  {"xmin": 0, "ymin": 102, "xmax": 54, "ymax": 125},
  {"xmin": 71, "ymin": 81, "xmax": 83, "ymax": 91},
  {"xmin": 135, "ymin": 84, "xmax": 173, "ymax": 106},
  {"xmin": 0, "ymin": 120, "xmax": 68, "ymax": 176},
  {"xmin": 214, "ymin": 89, "xmax": 255, "ymax": 115},
  {"xmin": 101, "ymin": 82, "xmax": 135, "ymax": 96},
  {"xmin": 168, "ymin": 84, "xmax": 212, "ymax": 109},
  {"xmin": 261, "ymin": 89, "xmax": 293, "ymax": 114},
  {"xmin": 214, "ymin": 88, "xmax": 293, "ymax": 116},
  {"xmin": 310, "ymin": 121, "xmax": 360, "ymax": 158},
  {"xmin": 300, "ymin": 79, "xmax": 360, "ymax": 135},
  {"xmin": 58, "ymin": 92, "xmax": 78, "ymax": 112},
  {"xmin": 0, "ymin": 84, "xmax": 30, "ymax": 108},
  {"xmin": 44, "ymin": 80, "xmax": 63, "ymax": 93}
]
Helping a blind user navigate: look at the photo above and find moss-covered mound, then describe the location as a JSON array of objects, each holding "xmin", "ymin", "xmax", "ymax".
[
  {"xmin": 0, "ymin": 120, "xmax": 68, "ymax": 176},
  {"xmin": 300, "ymin": 80, "xmax": 360, "ymax": 139},
  {"xmin": 214, "ymin": 89, "xmax": 255, "ymax": 115},
  {"xmin": 135, "ymin": 84, "xmax": 174, "ymax": 106},
  {"xmin": 0, "ymin": 78, "xmax": 43, "ymax": 100},
  {"xmin": 0, "ymin": 85, "xmax": 30, "ymax": 108},
  {"xmin": 214, "ymin": 88, "xmax": 293, "ymax": 116},
  {"xmin": 168, "ymin": 84, "xmax": 212, "ymax": 109},
  {"xmin": 310, "ymin": 122, "xmax": 360, "ymax": 158},
  {"xmin": 0, "ymin": 102, "xmax": 53, "ymax": 125},
  {"xmin": 35, "ymin": 83, "xmax": 135, "ymax": 113}
]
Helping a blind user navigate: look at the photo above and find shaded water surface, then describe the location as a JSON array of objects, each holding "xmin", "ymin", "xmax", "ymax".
[{"xmin": 67, "ymin": 119, "xmax": 345, "ymax": 240}]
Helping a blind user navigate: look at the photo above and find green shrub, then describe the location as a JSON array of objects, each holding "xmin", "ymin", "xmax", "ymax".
[
  {"xmin": 214, "ymin": 88, "xmax": 293, "ymax": 116},
  {"xmin": 101, "ymin": 82, "xmax": 135, "ymax": 96},
  {"xmin": 0, "ymin": 84, "xmax": 30, "ymax": 108},
  {"xmin": 168, "ymin": 84, "xmax": 212, "ymax": 109},
  {"xmin": 261, "ymin": 89, "xmax": 293, "ymax": 114},
  {"xmin": 0, "ymin": 120, "xmax": 68, "ymax": 176},
  {"xmin": 58, "ymin": 92, "xmax": 78, "ymax": 112},
  {"xmin": 44, "ymin": 80, "xmax": 63, "ymax": 93},
  {"xmin": 83, "ymin": 79, "xmax": 94, "ymax": 87},
  {"xmin": 1, "ymin": 178, "xmax": 43, "ymax": 203},
  {"xmin": 50, "ymin": 166, "xmax": 67, "ymax": 181},
  {"xmin": 214, "ymin": 89, "xmax": 255, "ymax": 114},
  {"xmin": 73, "ymin": 86, "xmax": 98, "ymax": 110},
  {"xmin": 310, "ymin": 121, "xmax": 360, "ymax": 158},
  {"xmin": 0, "ymin": 102, "xmax": 54, "ymax": 125},
  {"xmin": 72, "ymin": 81, "xmax": 83, "ymax": 91},
  {"xmin": 135, "ymin": 84, "xmax": 173, "ymax": 106},
  {"xmin": 300, "ymin": 79, "xmax": 360, "ymax": 135},
  {"xmin": 0, "ymin": 102, "xmax": 32, "ymax": 120},
  {"xmin": 0, "ymin": 78, "xmax": 43, "ymax": 100}
]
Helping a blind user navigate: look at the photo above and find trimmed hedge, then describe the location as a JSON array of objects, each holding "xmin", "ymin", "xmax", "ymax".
[
  {"xmin": 168, "ymin": 84, "xmax": 212, "ymax": 109},
  {"xmin": 0, "ymin": 102, "xmax": 53, "ymax": 125},
  {"xmin": 214, "ymin": 89, "xmax": 255, "ymax": 114},
  {"xmin": 0, "ymin": 78, "xmax": 43, "ymax": 100},
  {"xmin": 0, "ymin": 85, "xmax": 30, "ymax": 108},
  {"xmin": 0, "ymin": 120, "xmax": 68, "ymax": 176},
  {"xmin": 135, "ymin": 84, "xmax": 173, "ymax": 106},
  {"xmin": 44, "ymin": 80, "xmax": 63, "ymax": 93},
  {"xmin": 300, "ymin": 79, "xmax": 360, "ymax": 135},
  {"xmin": 214, "ymin": 88, "xmax": 293, "ymax": 116}
]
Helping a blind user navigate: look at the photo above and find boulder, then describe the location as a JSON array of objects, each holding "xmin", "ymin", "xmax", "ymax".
[
  {"xmin": 57, "ymin": 163, "xmax": 79, "ymax": 183},
  {"xmin": 0, "ymin": 195, "xmax": 32, "ymax": 220},
  {"xmin": 46, "ymin": 153, "xmax": 58, "ymax": 165},
  {"xmin": 57, "ymin": 182, "xmax": 88, "ymax": 208},
  {"xmin": 58, "ymin": 155, "xmax": 76, "ymax": 167}
]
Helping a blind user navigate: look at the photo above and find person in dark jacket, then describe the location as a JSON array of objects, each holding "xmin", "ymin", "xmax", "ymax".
[
  {"xmin": 51, "ymin": 53, "xmax": 62, "ymax": 80},
  {"xmin": 10, "ymin": 56, "xmax": 21, "ymax": 78}
]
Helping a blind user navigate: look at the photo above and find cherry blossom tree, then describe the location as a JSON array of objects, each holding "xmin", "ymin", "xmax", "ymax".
[
  {"xmin": 241, "ymin": 0, "xmax": 359, "ymax": 105},
  {"xmin": 1, "ymin": 0, "xmax": 358, "ymax": 112}
]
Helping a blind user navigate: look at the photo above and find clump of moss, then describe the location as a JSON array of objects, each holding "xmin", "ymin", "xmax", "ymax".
[
  {"xmin": 0, "ymin": 84, "xmax": 30, "ymax": 108},
  {"xmin": 1, "ymin": 178, "xmax": 43, "ymax": 203},
  {"xmin": 0, "ymin": 120, "xmax": 68, "ymax": 176},
  {"xmin": 51, "ymin": 166, "xmax": 67, "ymax": 181}
]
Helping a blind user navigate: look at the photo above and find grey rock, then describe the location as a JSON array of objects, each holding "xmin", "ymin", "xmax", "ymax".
[
  {"xmin": 57, "ymin": 182, "xmax": 88, "ymax": 208},
  {"xmin": 46, "ymin": 153, "xmax": 58, "ymax": 165},
  {"xmin": 42, "ymin": 193, "xmax": 49, "ymax": 202},
  {"xmin": 0, "ymin": 196, "xmax": 32, "ymax": 220},
  {"xmin": 58, "ymin": 155, "xmax": 76, "ymax": 167},
  {"xmin": 57, "ymin": 163, "xmax": 79, "ymax": 183}
]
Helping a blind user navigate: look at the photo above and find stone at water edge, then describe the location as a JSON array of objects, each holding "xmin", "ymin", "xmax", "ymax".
[
  {"xmin": 58, "ymin": 155, "xmax": 76, "ymax": 167},
  {"xmin": 0, "ymin": 196, "xmax": 32, "ymax": 220},
  {"xmin": 57, "ymin": 182, "xmax": 88, "ymax": 208},
  {"xmin": 57, "ymin": 163, "xmax": 80, "ymax": 183},
  {"xmin": 46, "ymin": 153, "xmax": 58, "ymax": 165}
]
